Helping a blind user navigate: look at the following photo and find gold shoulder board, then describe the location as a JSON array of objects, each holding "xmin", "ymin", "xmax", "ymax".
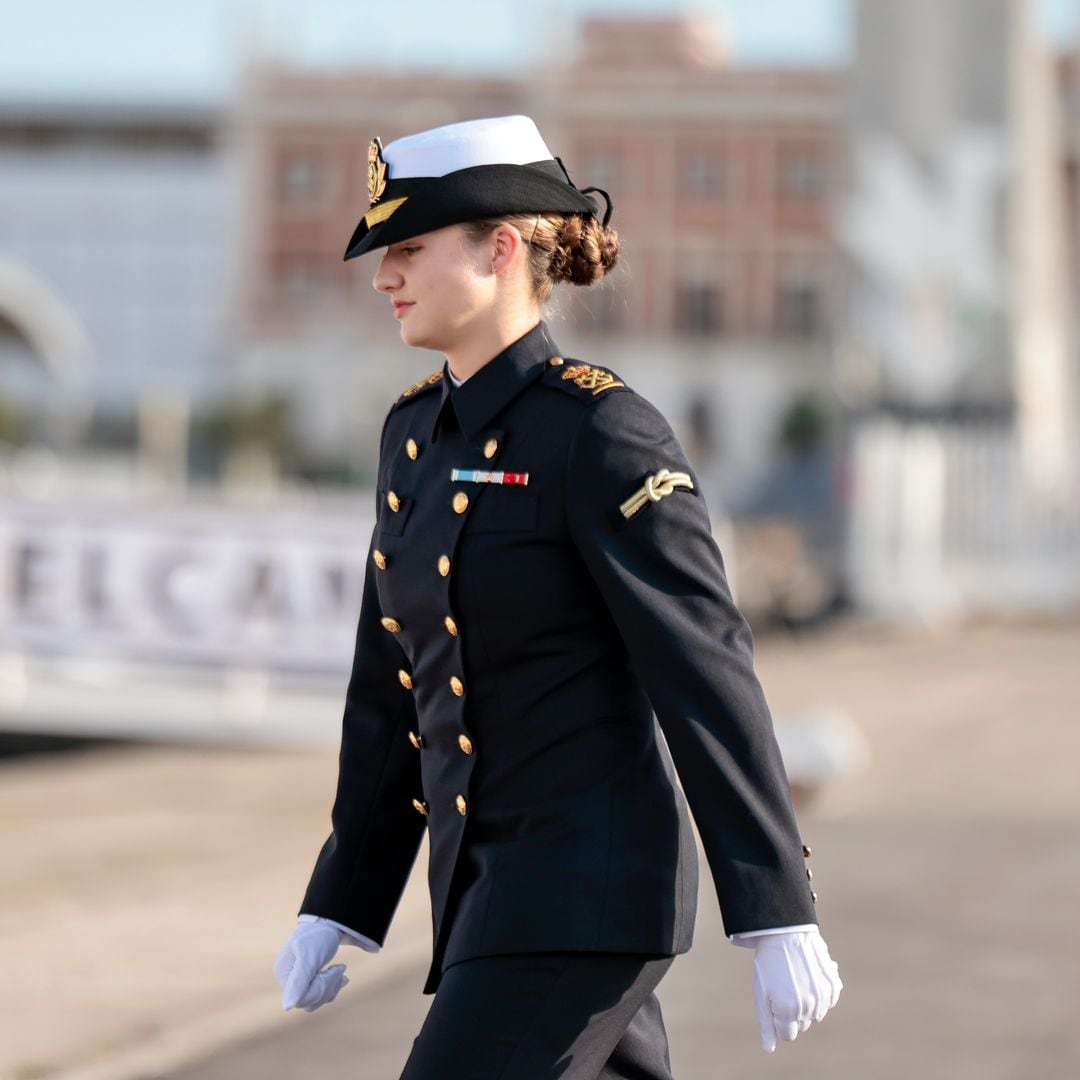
[
  {"xmin": 558, "ymin": 362, "xmax": 625, "ymax": 396},
  {"xmin": 396, "ymin": 370, "xmax": 444, "ymax": 404}
]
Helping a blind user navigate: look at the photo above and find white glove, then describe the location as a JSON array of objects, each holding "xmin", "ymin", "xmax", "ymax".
[
  {"xmin": 741, "ymin": 929, "xmax": 842, "ymax": 1052},
  {"xmin": 273, "ymin": 919, "xmax": 350, "ymax": 1012}
]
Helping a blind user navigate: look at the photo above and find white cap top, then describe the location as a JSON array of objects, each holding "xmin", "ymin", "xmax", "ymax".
[{"xmin": 384, "ymin": 115, "xmax": 554, "ymax": 180}]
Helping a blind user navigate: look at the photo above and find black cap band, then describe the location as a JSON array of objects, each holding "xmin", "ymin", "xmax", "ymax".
[{"xmin": 344, "ymin": 159, "xmax": 607, "ymax": 260}]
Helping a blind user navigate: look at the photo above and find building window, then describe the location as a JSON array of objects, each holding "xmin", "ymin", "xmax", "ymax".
[
  {"xmin": 581, "ymin": 286, "xmax": 622, "ymax": 334},
  {"xmin": 775, "ymin": 282, "xmax": 822, "ymax": 339},
  {"xmin": 278, "ymin": 154, "xmax": 324, "ymax": 207},
  {"xmin": 781, "ymin": 154, "xmax": 827, "ymax": 200},
  {"xmin": 674, "ymin": 282, "xmax": 724, "ymax": 336},
  {"xmin": 681, "ymin": 152, "xmax": 725, "ymax": 198},
  {"xmin": 278, "ymin": 256, "xmax": 322, "ymax": 305},
  {"xmin": 582, "ymin": 149, "xmax": 622, "ymax": 194}
]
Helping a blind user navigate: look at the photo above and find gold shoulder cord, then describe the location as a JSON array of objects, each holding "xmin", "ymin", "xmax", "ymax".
[{"xmin": 619, "ymin": 467, "xmax": 694, "ymax": 520}]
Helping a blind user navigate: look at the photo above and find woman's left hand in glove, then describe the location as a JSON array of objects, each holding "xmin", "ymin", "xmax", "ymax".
[{"xmin": 737, "ymin": 928, "xmax": 842, "ymax": 1052}]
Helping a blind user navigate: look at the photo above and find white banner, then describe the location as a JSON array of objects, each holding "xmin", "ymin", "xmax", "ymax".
[{"xmin": 0, "ymin": 493, "xmax": 375, "ymax": 675}]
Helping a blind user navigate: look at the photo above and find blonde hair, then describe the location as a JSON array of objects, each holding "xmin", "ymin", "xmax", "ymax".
[{"xmin": 461, "ymin": 213, "xmax": 620, "ymax": 303}]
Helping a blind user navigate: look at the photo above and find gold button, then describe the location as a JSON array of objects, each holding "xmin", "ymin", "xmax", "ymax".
[
  {"xmin": 458, "ymin": 733, "xmax": 474, "ymax": 755},
  {"xmin": 387, "ymin": 490, "xmax": 401, "ymax": 512},
  {"xmin": 483, "ymin": 437, "xmax": 498, "ymax": 459},
  {"xmin": 398, "ymin": 669, "xmax": 413, "ymax": 689},
  {"xmin": 408, "ymin": 730, "xmax": 423, "ymax": 749},
  {"xmin": 449, "ymin": 675, "xmax": 464, "ymax": 696},
  {"xmin": 373, "ymin": 549, "xmax": 388, "ymax": 570},
  {"xmin": 412, "ymin": 798, "xmax": 428, "ymax": 816},
  {"xmin": 437, "ymin": 554, "xmax": 451, "ymax": 577},
  {"xmin": 444, "ymin": 615, "xmax": 459, "ymax": 636},
  {"xmin": 802, "ymin": 844, "xmax": 812, "ymax": 858},
  {"xmin": 806, "ymin": 867, "xmax": 814, "ymax": 881},
  {"xmin": 548, "ymin": 356, "xmax": 564, "ymax": 366},
  {"xmin": 406, "ymin": 438, "xmax": 419, "ymax": 460},
  {"xmin": 455, "ymin": 794, "xmax": 467, "ymax": 816},
  {"xmin": 380, "ymin": 616, "xmax": 401, "ymax": 633},
  {"xmin": 810, "ymin": 890, "xmax": 818, "ymax": 904},
  {"xmin": 452, "ymin": 491, "xmax": 469, "ymax": 513}
]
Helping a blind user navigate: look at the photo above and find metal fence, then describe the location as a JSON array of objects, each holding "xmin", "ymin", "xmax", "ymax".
[{"xmin": 847, "ymin": 416, "xmax": 1080, "ymax": 617}]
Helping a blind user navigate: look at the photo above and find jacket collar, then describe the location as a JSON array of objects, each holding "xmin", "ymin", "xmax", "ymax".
[{"xmin": 428, "ymin": 321, "xmax": 562, "ymax": 443}]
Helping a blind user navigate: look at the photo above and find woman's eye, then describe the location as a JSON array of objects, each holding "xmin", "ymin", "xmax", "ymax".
[{"xmin": 402, "ymin": 246, "xmax": 420, "ymax": 256}]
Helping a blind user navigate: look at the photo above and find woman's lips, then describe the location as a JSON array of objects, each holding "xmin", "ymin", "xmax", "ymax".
[{"xmin": 393, "ymin": 301, "xmax": 414, "ymax": 318}]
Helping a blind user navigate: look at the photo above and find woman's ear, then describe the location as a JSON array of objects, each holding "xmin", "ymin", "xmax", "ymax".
[{"xmin": 490, "ymin": 223, "xmax": 523, "ymax": 276}]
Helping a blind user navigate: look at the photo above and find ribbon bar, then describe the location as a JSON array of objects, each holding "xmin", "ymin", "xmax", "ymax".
[{"xmin": 450, "ymin": 468, "xmax": 529, "ymax": 485}]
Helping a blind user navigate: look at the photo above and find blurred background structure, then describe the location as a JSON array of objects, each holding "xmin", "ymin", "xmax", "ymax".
[{"xmin": 1, "ymin": 2, "xmax": 1078, "ymax": 1078}]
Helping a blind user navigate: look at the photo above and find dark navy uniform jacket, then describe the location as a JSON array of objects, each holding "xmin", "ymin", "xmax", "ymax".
[{"xmin": 298, "ymin": 320, "xmax": 818, "ymax": 995}]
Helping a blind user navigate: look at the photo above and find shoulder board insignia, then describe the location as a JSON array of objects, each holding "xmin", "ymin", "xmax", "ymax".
[
  {"xmin": 544, "ymin": 359, "xmax": 626, "ymax": 398},
  {"xmin": 395, "ymin": 369, "xmax": 443, "ymax": 405}
]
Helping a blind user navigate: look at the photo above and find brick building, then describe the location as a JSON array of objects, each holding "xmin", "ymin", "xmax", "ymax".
[{"xmin": 229, "ymin": 17, "xmax": 844, "ymax": 506}]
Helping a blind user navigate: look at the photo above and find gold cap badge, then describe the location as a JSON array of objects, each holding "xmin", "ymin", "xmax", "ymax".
[{"xmin": 368, "ymin": 137, "xmax": 388, "ymax": 205}]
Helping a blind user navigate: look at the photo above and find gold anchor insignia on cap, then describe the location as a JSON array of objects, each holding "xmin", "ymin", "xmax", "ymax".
[
  {"xmin": 368, "ymin": 138, "xmax": 388, "ymax": 205},
  {"xmin": 363, "ymin": 137, "xmax": 409, "ymax": 228},
  {"xmin": 561, "ymin": 363, "xmax": 624, "ymax": 395},
  {"xmin": 619, "ymin": 467, "xmax": 694, "ymax": 520}
]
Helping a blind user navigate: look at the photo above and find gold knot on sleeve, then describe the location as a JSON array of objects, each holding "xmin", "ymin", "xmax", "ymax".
[{"xmin": 619, "ymin": 467, "xmax": 694, "ymax": 519}]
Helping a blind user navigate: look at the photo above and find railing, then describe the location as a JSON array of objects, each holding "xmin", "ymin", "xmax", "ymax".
[{"xmin": 847, "ymin": 417, "xmax": 1080, "ymax": 616}]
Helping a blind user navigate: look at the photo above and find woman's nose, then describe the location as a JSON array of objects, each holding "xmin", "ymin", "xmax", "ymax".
[{"xmin": 373, "ymin": 255, "xmax": 399, "ymax": 294}]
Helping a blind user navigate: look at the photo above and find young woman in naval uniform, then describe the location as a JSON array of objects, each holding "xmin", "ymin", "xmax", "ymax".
[{"xmin": 273, "ymin": 114, "xmax": 842, "ymax": 1079}]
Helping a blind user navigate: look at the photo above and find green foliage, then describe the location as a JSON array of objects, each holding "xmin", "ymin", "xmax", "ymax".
[
  {"xmin": 191, "ymin": 394, "xmax": 294, "ymax": 454},
  {"xmin": 778, "ymin": 394, "xmax": 829, "ymax": 456},
  {"xmin": 0, "ymin": 392, "xmax": 33, "ymax": 447}
]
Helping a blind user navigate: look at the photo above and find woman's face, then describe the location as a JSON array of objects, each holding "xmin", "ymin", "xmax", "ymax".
[{"xmin": 372, "ymin": 224, "xmax": 494, "ymax": 352}]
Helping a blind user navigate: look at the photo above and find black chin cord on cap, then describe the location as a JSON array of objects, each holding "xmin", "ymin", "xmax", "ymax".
[
  {"xmin": 580, "ymin": 186, "xmax": 614, "ymax": 228},
  {"xmin": 554, "ymin": 156, "xmax": 615, "ymax": 227}
]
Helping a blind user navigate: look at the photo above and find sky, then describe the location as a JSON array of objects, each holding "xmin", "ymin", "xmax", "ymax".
[{"xmin": 0, "ymin": 0, "xmax": 1077, "ymax": 104}]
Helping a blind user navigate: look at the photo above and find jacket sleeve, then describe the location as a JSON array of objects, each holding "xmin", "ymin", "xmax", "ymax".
[
  {"xmin": 565, "ymin": 388, "xmax": 818, "ymax": 936},
  {"xmin": 297, "ymin": 410, "xmax": 426, "ymax": 945},
  {"xmin": 297, "ymin": 913, "xmax": 383, "ymax": 951}
]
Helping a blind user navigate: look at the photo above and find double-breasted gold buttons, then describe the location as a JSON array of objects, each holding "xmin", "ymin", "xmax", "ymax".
[
  {"xmin": 437, "ymin": 554, "xmax": 451, "ymax": 577},
  {"xmin": 406, "ymin": 438, "xmax": 419, "ymax": 460},
  {"xmin": 412, "ymin": 798, "xmax": 428, "ymax": 816},
  {"xmin": 380, "ymin": 616, "xmax": 401, "ymax": 633},
  {"xmin": 458, "ymin": 733, "xmax": 474, "ymax": 755},
  {"xmin": 444, "ymin": 615, "xmax": 459, "ymax": 636},
  {"xmin": 373, "ymin": 549, "xmax": 387, "ymax": 570},
  {"xmin": 452, "ymin": 491, "xmax": 469, "ymax": 513},
  {"xmin": 802, "ymin": 844, "xmax": 812, "ymax": 858},
  {"xmin": 548, "ymin": 356, "xmax": 564, "ymax": 366},
  {"xmin": 449, "ymin": 675, "xmax": 464, "ymax": 696},
  {"xmin": 387, "ymin": 490, "xmax": 401, "ymax": 512},
  {"xmin": 455, "ymin": 794, "xmax": 467, "ymax": 816},
  {"xmin": 806, "ymin": 867, "xmax": 814, "ymax": 882},
  {"xmin": 483, "ymin": 437, "xmax": 498, "ymax": 459},
  {"xmin": 408, "ymin": 730, "xmax": 423, "ymax": 749},
  {"xmin": 398, "ymin": 669, "xmax": 413, "ymax": 689},
  {"xmin": 810, "ymin": 890, "xmax": 818, "ymax": 904}
]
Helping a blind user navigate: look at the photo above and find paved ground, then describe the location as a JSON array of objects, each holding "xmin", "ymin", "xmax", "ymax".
[{"xmin": 2, "ymin": 615, "xmax": 1078, "ymax": 1079}]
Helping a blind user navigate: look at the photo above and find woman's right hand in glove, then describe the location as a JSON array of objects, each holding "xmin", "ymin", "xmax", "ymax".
[{"xmin": 273, "ymin": 919, "xmax": 349, "ymax": 1011}]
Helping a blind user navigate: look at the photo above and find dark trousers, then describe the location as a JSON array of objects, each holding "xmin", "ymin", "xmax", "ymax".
[{"xmin": 398, "ymin": 951, "xmax": 676, "ymax": 1080}]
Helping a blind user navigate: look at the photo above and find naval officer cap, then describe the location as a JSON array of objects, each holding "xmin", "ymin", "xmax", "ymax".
[{"xmin": 344, "ymin": 114, "xmax": 613, "ymax": 261}]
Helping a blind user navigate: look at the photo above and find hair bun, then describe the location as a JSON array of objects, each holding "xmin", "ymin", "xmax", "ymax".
[{"xmin": 549, "ymin": 216, "xmax": 619, "ymax": 287}]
